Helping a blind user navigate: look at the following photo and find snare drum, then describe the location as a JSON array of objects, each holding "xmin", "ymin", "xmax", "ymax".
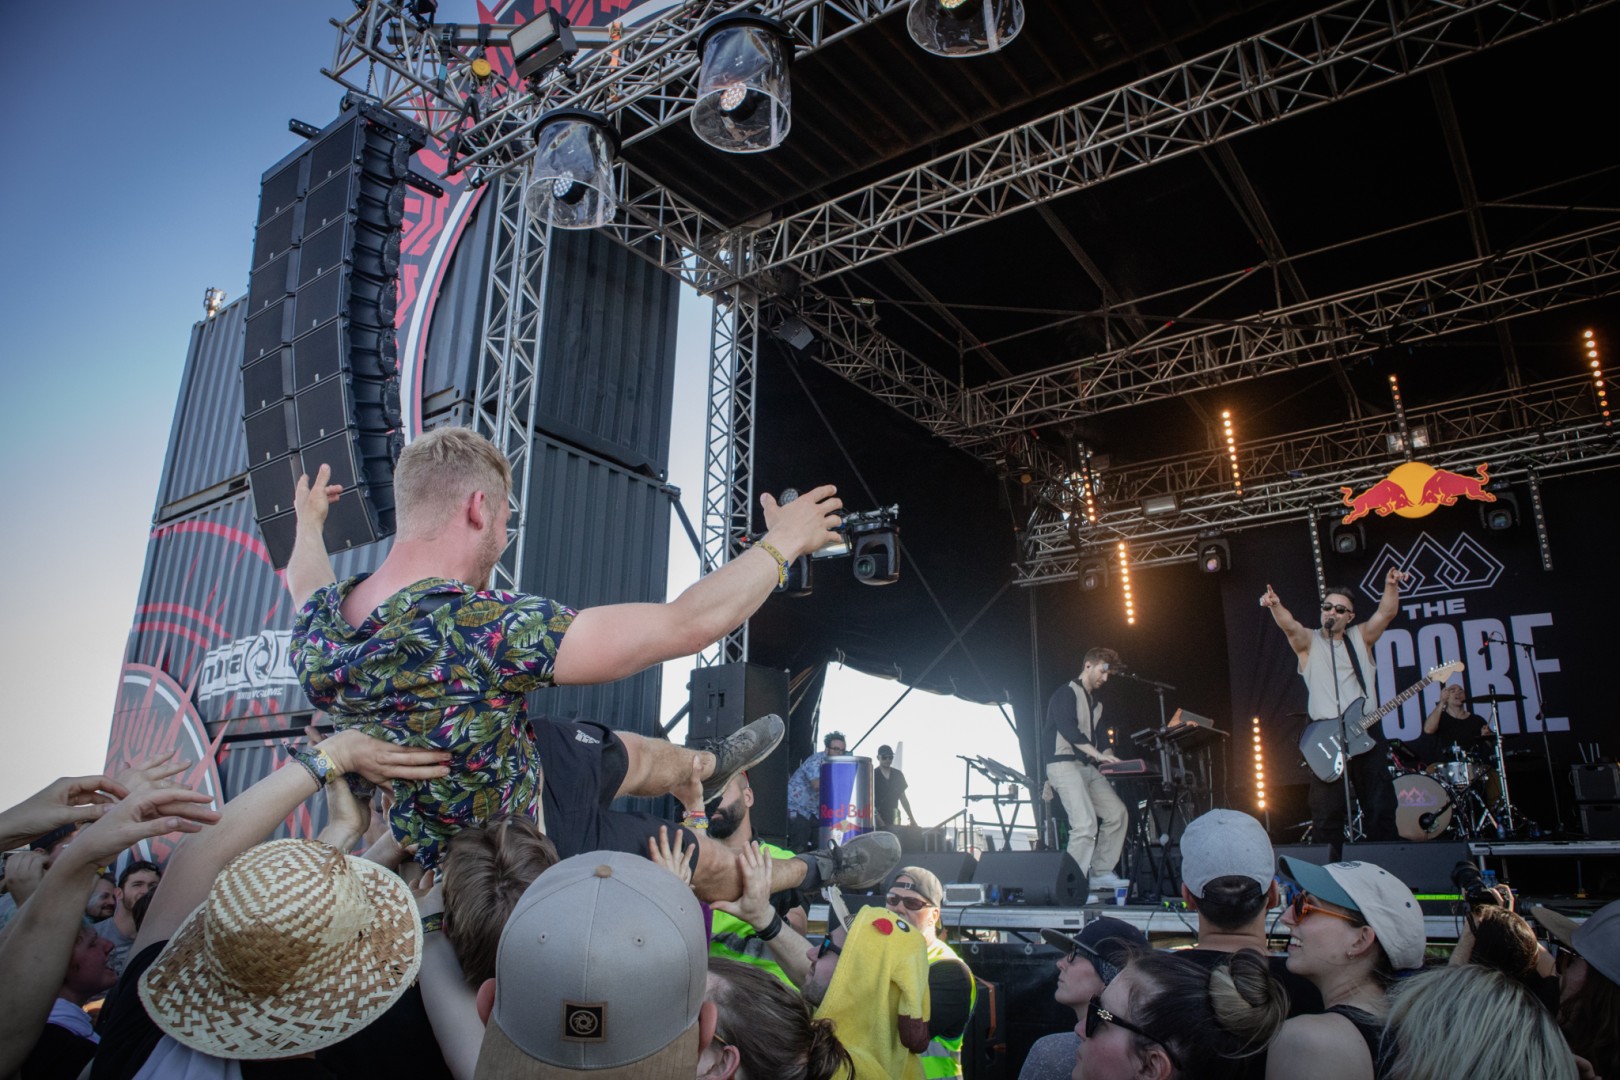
[
  {"xmin": 1426, "ymin": 741, "xmax": 1476, "ymax": 788},
  {"xmin": 1393, "ymin": 771, "xmax": 1456, "ymax": 841}
]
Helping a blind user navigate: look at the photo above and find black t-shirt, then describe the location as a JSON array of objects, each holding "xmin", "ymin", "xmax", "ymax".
[
  {"xmin": 90, "ymin": 940, "xmax": 446, "ymax": 1080},
  {"xmin": 21, "ymin": 1022, "xmax": 98, "ymax": 1080},
  {"xmin": 1431, "ymin": 711, "xmax": 1487, "ymax": 752},
  {"xmin": 874, "ymin": 766, "xmax": 908, "ymax": 824},
  {"xmin": 1177, "ymin": 948, "xmax": 1326, "ymax": 1079}
]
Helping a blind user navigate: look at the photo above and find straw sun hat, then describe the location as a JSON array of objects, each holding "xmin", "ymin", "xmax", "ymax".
[{"xmin": 139, "ymin": 838, "xmax": 423, "ymax": 1059}]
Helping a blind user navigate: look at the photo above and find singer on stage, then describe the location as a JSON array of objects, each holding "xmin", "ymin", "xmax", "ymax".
[
  {"xmin": 1042, "ymin": 647, "xmax": 1130, "ymax": 891},
  {"xmin": 1261, "ymin": 572, "xmax": 1408, "ymax": 854}
]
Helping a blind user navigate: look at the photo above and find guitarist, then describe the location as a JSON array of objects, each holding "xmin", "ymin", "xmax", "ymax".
[{"xmin": 1260, "ymin": 571, "xmax": 1408, "ymax": 855}]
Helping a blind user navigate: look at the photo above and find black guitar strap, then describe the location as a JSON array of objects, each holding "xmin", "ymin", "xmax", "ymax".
[{"xmin": 1342, "ymin": 627, "xmax": 1373, "ymax": 703}]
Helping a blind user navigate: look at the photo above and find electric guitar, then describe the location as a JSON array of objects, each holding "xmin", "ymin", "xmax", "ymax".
[{"xmin": 1298, "ymin": 660, "xmax": 1464, "ymax": 782}]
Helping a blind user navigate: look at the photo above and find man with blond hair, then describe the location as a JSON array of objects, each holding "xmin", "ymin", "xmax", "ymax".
[{"xmin": 288, "ymin": 426, "xmax": 900, "ymax": 901}]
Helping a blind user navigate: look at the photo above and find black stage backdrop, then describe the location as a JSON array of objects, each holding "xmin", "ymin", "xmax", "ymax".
[{"xmin": 1220, "ymin": 473, "xmax": 1619, "ymax": 835}]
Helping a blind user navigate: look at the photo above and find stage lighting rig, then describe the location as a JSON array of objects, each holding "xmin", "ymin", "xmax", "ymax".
[
  {"xmin": 766, "ymin": 495, "xmax": 901, "ymax": 592},
  {"xmin": 524, "ymin": 109, "xmax": 619, "ymax": 229},
  {"xmin": 906, "ymin": 0, "xmax": 1024, "ymax": 57},
  {"xmin": 509, "ymin": 9, "xmax": 579, "ymax": 83},
  {"xmin": 692, "ymin": 14, "xmax": 793, "ymax": 153}
]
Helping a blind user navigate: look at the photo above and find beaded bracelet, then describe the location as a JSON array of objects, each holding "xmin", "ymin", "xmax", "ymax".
[
  {"xmin": 757, "ymin": 541, "xmax": 789, "ymax": 587},
  {"xmin": 683, "ymin": 810, "xmax": 709, "ymax": 831}
]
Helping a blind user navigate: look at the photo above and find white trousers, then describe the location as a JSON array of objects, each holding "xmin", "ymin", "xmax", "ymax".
[{"xmin": 1047, "ymin": 758, "xmax": 1128, "ymax": 876}]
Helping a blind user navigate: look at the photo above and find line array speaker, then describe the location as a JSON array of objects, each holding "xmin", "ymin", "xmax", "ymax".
[{"xmin": 241, "ymin": 101, "xmax": 426, "ymax": 567}]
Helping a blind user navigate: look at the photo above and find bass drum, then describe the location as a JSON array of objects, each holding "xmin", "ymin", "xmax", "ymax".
[{"xmin": 1393, "ymin": 771, "xmax": 1457, "ymax": 841}]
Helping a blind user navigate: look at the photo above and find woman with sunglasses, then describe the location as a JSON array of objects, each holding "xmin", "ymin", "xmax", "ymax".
[
  {"xmin": 1266, "ymin": 857, "xmax": 1427, "ymax": 1080},
  {"xmin": 1018, "ymin": 918, "xmax": 1146, "ymax": 1080},
  {"xmin": 1532, "ymin": 899, "xmax": 1620, "ymax": 1080},
  {"xmin": 1075, "ymin": 948, "xmax": 1287, "ymax": 1080}
]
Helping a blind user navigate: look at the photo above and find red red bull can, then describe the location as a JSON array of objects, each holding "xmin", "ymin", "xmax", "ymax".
[{"xmin": 819, "ymin": 755, "xmax": 873, "ymax": 847}]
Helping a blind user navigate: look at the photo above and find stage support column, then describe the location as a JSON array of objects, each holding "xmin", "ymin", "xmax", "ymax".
[{"xmin": 699, "ymin": 285, "xmax": 762, "ymax": 666}]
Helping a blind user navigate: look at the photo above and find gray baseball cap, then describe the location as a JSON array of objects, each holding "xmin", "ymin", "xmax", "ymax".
[
  {"xmin": 1532, "ymin": 898, "xmax": 1620, "ymax": 986},
  {"xmin": 1180, "ymin": 810, "xmax": 1275, "ymax": 897},
  {"xmin": 474, "ymin": 851, "xmax": 708, "ymax": 1079}
]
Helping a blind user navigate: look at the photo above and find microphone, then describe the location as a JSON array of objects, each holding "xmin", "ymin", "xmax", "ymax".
[{"xmin": 1418, "ymin": 810, "xmax": 1440, "ymax": 832}]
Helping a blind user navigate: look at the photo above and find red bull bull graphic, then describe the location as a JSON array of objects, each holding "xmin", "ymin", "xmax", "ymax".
[{"xmin": 1340, "ymin": 462, "xmax": 1496, "ymax": 525}]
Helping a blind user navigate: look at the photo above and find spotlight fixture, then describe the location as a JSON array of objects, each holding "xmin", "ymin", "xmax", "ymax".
[
  {"xmin": 1197, "ymin": 537, "xmax": 1231, "ymax": 574},
  {"xmin": 1078, "ymin": 558, "xmax": 1108, "ymax": 592},
  {"xmin": 692, "ymin": 15, "xmax": 793, "ymax": 153},
  {"xmin": 1586, "ymin": 328, "xmax": 1610, "ymax": 428},
  {"xmin": 1140, "ymin": 493, "xmax": 1178, "ymax": 517},
  {"xmin": 1330, "ymin": 522, "xmax": 1365, "ymax": 555},
  {"xmin": 906, "ymin": 0, "xmax": 1025, "ymax": 57},
  {"xmin": 524, "ymin": 109, "xmax": 618, "ymax": 229},
  {"xmin": 1480, "ymin": 491, "xmax": 1519, "ymax": 532},
  {"xmin": 203, "ymin": 286, "xmax": 227, "ymax": 318},
  {"xmin": 509, "ymin": 9, "xmax": 579, "ymax": 82},
  {"xmin": 1117, "ymin": 541, "xmax": 1135, "ymax": 626}
]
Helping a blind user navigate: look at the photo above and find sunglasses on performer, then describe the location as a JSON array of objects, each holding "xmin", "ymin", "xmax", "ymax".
[
  {"xmin": 886, "ymin": 891, "xmax": 933, "ymax": 912},
  {"xmin": 1320, "ymin": 602, "xmax": 1353, "ymax": 615},
  {"xmin": 1083, "ymin": 998, "xmax": 1181, "ymax": 1069},
  {"xmin": 1289, "ymin": 891, "xmax": 1365, "ymax": 926}
]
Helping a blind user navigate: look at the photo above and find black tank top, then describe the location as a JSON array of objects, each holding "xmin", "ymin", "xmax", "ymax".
[{"xmin": 1326, "ymin": 1004, "xmax": 1391, "ymax": 1080}]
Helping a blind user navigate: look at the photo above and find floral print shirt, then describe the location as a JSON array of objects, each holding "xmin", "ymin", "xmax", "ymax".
[{"xmin": 293, "ymin": 575, "xmax": 576, "ymax": 866}]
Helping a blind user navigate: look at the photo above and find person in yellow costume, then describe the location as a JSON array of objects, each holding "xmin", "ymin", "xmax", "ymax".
[{"xmin": 804, "ymin": 903, "xmax": 933, "ymax": 1080}]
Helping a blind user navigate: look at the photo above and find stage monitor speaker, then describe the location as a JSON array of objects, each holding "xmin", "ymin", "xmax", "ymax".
[
  {"xmin": 1340, "ymin": 840, "xmax": 1470, "ymax": 912},
  {"xmin": 893, "ymin": 849, "xmax": 978, "ymax": 887},
  {"xmin": 686, "ymin": 663, "xmax": 791, "ymax": 842},
  {"xmin": 240, "ymin": 103, "xmax": 426, "ymax": 568},
  {"xmin": 1572, "ymin": 764, "xmax": 1620, "ymax": 803},
  {"xmin": 1579, "ymin": 802, "xmax": 1620, "ymax": 839},
  {"xmin": 975, "ymin": 851, "xmax": 1085, "ymax": 907},
  {"xmin": 960, "ymin": 942, "xmax": 1070, "ymax": 1080}
]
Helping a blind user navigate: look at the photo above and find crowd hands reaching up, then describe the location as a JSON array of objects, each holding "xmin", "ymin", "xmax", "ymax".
[{"xmin": 3, "ymin": 743, "xmax": 1620, "ymax": 1080}]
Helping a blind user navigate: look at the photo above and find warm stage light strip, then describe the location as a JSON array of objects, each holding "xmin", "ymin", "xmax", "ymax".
[
  {"xmin": 1118, "ymin": 541, "xmax": 1135, "ymax": 626},
  {"xmin": 1252, "ymin": 716, "xmax": 1266, "ymax": 811},
  {"xmin": 1222, "ymin": 410, "xmax": 1242, "ymax": 496},
  {"xmin": 1587, "ymin": 329, "xmax": 1610, "ymax": 428}
]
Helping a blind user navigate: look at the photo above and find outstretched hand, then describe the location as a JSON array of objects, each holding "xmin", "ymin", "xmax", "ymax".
[
  {"xmin": 0, "ymin": 773, "xmax": 129, "ymax": 849},
  {"xmin": 113, "ymin": 751, "xmax": 190, "ymax": 795},
  {"xmin": 648, "ymin": 825, "xmax": 695, "ymax": 886},
  {"xmin": 294, "ymin": 463, "xmax": 344, "ymax": 532},
  {"xmin": 710, "ymin": 841, "xmax": 776, "ymax": 929},
  {"xmin": 1259, "ymin": 584, "xmax": 1280, "ymax": 609},
  {"xmin": 54, "ymin": 785, "xmax": 222, "ymax": 873},
  {"xmin": 759, "ymin": 484, "xmax": 843, "ymax": 562},
  {"xmin": 1385, "ymin": 567, "xmax": 1410, "ymax": 590}
]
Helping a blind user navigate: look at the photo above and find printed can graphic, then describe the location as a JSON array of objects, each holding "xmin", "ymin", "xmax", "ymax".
[{"xmin": 819, "ymin": 755, "xmax": 874, "ymax": 847}]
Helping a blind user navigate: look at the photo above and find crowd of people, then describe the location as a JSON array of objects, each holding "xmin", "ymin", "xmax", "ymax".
[{"xmin": 2, "ymin": 427, "xmax": 1616, "ymax": 1080}]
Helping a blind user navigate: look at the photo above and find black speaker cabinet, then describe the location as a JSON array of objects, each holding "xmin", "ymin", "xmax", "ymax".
[
  {"xmin": 974, "ymin": 851, "xmax": 1086, "ymax": 907},
  {"xmin": 1339, "ymin": 840, "xmax": 1470, "ymax": 912},
  {"xmin": 686, "ymin": 663, "xmax": 791, "ymax": 842},
  {"xmin": 1579, "ymin": 802, "xmax": 1620, "ymax": 839},
  {"xmin": 1272, "ymin": 844, "xmax": 1335, "ymax": 872},
  {"xmin": 1572, "ymin": 764, "xmax": 1620, "ymax": 803},
  {"xmin": 960, "ymin": 942, "xmax": 1071, "ymax": 1080}
]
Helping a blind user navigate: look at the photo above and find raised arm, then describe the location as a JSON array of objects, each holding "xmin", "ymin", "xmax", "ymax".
[
  {"xmin": 1357, "ymin": 567, "xmax": 1408, "ymax": 643},
  {"xmin": 1260, "ymin": 584, "xmax": 1313, "ymax": 659},
  {"xmin": 1423, "ymin": 701, "xmax": 1445, "ymax": 735},
  {"xmin": 285, "ymin": 463, "xmax": 344, "ymax": 609},
  {"xmin": 552, "ymin": 486, "xmax": 842, "ymax": 685},
  {"xmin": 710, "ymin": 843, "xmax": 815, "ymax": 986}
]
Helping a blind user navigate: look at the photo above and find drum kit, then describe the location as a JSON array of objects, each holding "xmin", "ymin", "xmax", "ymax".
[{"xmin": 1392, "ymin": 691, "xmax": 1529, "ymax": 842}]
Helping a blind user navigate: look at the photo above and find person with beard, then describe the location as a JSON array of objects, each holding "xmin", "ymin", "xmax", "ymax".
[
  {"xmin": 289, "ymin": 427, "xmax": 900, "ymax": 900},
  {"xmin": 704, "ymin": 773, "xmax": 810, "ymax": 983}
]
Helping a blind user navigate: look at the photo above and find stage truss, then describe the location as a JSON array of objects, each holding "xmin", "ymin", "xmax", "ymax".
[{"xmin": 325, "ymin": 0, "xmax": 1620, "ymax": 641}]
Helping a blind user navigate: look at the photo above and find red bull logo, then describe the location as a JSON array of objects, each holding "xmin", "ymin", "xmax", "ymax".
[{"xmin": 1340, "ymin": 462, "xmax": 1496, "ymax": 525}]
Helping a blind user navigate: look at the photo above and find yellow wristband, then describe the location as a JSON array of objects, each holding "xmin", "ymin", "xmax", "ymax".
[{"xmin": 757, "ymin": 541, "xmax": 789, "ymax": 587}]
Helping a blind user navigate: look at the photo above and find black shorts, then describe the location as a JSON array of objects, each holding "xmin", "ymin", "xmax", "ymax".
[{"xmin": 533, "ymin": 719, "xmax": 698, "ymax": 862}]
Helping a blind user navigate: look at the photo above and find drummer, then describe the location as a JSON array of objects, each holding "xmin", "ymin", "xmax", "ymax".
[{"xmin": 1423, "ymin": 683, "xmax": 1490, "ymax": 754}]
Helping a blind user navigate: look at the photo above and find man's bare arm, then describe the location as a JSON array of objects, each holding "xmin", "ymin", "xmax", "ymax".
[
  {"xmin": 553, "ymin": 486, "xmax": 842, "ymax": 685},
  {"xmin": 1358, "ymin": 568, "xmax": 1408, "ymax": 643},
  {"xmin": 285, "ymin": 464, "xmax": 343, "ymax": 609},
  {"xmin": 1260, "ymin": 584, "xmax": 1313, "ymax": 658}
]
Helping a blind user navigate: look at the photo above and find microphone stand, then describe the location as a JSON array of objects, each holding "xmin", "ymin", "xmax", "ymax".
[
  {"xmin": 1112, "ymin": 670, "xmax": 1176, "ymax": 780},
  {"xmin": 1326, "ymin": 630, "xmax": 1357, "ymax": 848},
  {"xmin": 1506, "ymin": 632, "xmax": 1567, "ymax": 836}
]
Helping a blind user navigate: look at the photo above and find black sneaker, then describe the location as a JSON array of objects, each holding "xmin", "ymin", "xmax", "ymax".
[
  {"xmin": 702, "ymin": 713, "xmax": 786, "ymax": 803},
  {"xmin": 813, "ymin": 830, "xmax": 903, "ymax": 891}
]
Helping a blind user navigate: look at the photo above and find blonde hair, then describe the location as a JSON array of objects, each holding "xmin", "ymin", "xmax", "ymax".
[
  {"xmin": 1385, "ymin": 964, "xmax": 1575, "ymax": 1080},
  {"xmin": 393, "ymin": 426, "xmax": 511, "ymax": 536}
]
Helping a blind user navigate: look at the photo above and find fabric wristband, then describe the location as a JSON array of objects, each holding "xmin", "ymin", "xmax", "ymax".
[
  {"xmin": 755, "ymin": 911, "xmax": 785, "ymax": 941},
  {"xmin": 756, "ymin": 542, "xmax": 789, "ymax": 587},
  {"xmin": 421, "ymin": 912, "xmax": 444, "ymax": 935}
]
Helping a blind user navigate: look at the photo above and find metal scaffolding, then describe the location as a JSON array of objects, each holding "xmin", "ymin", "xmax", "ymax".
[{"xmin": 471, "ymin": 173, "xmax": 549, "ymax": 591}]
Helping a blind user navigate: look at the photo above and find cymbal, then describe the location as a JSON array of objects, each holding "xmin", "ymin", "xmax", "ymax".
[{"xmin": 1467, "ymin": 692, "xmax": 1526, "ymax": 704}]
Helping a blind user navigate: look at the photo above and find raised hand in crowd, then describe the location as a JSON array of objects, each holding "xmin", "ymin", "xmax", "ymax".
[
  {"xmin": 0, "ymin": 773, "xmax": 128, "ymax": 850},
  {"xmin": 2, "ymin": 850, "xmax": 47, "ymax": 909},
  {"xmin": 317, "ymin": 767, "xmax": 373, "ymax": 853},
  {"xmin": 649, "ymin": 824, "xmax": 696, "ymax": 887},
  {"xmin": 0, "ymin": 780, "xmax": 219, "ymax": 1076},
  {"xmin": 712, "ymin": 840, "xmax": 814, "ymax": 986},
  {"xmin": 111, "ymin": 750, "xmax": 191, "ymax": 796}
]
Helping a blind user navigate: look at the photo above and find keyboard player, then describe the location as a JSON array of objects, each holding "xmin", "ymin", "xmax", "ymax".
[{"xmin": 1042, "ymin": 647, "xmax": 1131, "ymax": 891}]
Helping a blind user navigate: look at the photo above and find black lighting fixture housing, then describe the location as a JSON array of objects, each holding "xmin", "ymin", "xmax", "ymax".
[
  {"xmin": 1480, "ymin": 491, "xmax": 1520, "ymax": 532},
  {"xmin": 1330, "ymin": 522, "xmax": 1366, "ymax": 555},
  {"xmin": 1198, "ymin": 537, "xmax": 1232, "ymax": 574},
  {"xmin": 510, "ymin": 8, "xmax": 579, "ymax": 83},
  {"xmin": 1078, "ymin": 558, "xmax": 1108, "ymax": 592}
]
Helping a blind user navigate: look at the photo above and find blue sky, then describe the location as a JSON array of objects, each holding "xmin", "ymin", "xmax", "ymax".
[{"xmin": 0, "ymin": 1, "xmax": 1014, "ymax": 830}]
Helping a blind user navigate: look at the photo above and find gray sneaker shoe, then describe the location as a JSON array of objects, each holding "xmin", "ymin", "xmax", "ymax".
[
  {"xmin": 812, "ymin": 830, "xmax": 903, "ymax": 891},
  {"xmin": 702, "ymin": 713, "xmax": 786, "ymax": 802}
]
